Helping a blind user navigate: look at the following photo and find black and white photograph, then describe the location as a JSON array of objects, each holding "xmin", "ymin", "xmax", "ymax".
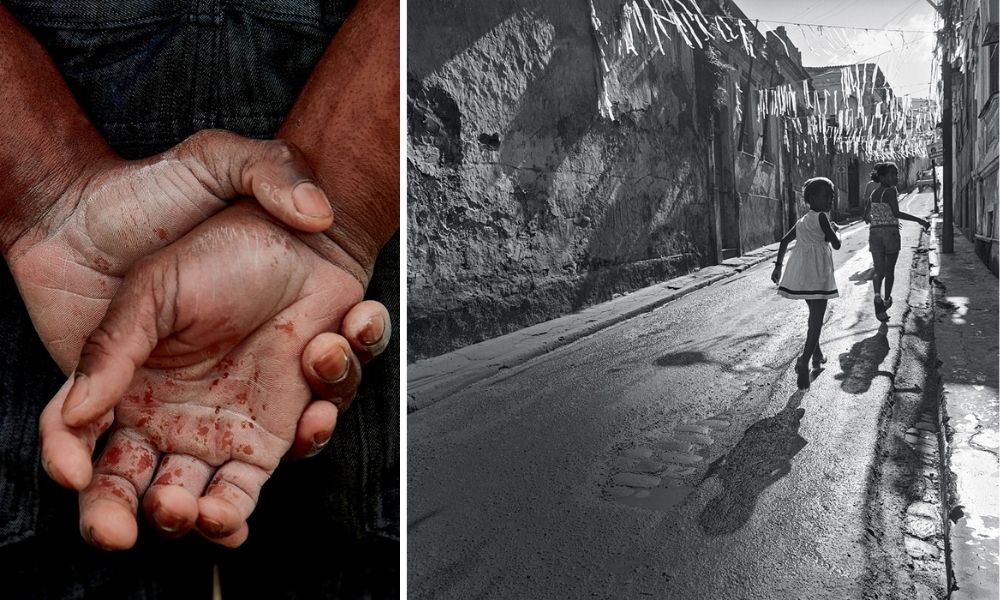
[{"xmin": 407, "ymin": 1, "xmax": 998, "ymax": 598}]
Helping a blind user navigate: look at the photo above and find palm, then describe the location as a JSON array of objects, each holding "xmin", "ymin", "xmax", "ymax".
[
  {"xmin": 117, "ymin": 207, "xmax": 359, "ymax": 459},
  {"xmin": 9, "ymin": 158, "xmax": 252, "ymax": 370},
  {"xmin": 82, "ymin": 205, "xmax": 363, "ymax": 542}
]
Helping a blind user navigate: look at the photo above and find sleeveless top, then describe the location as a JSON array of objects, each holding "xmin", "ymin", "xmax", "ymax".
[{"xmin": 869, "ymin": 187, "xmax": 899, "ymax": 229}]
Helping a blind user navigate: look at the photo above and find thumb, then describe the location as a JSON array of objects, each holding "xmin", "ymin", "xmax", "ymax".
[
  {"xmin": 61, "ymin": 259, "xmax": 174, "ymax": 427},
  {"xmin": 174, "ymin": 130, "xmax": 334, "ymax": 233}
]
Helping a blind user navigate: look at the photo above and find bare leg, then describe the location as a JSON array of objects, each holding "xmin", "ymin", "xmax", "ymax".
[
  {"xmin": 801, "ymin": 299, "xmax": 828, "ymax": 364},
  {"xmin": 797, "ymin": 299, "xmax": 828, "ymax": 388},
  {"xmin": 883, "ymin": 252, "xmax": 900, "ymax": 300},
  {"xmin": 871, "ymin": 250, "xmax": 886, "ymax": 297}
]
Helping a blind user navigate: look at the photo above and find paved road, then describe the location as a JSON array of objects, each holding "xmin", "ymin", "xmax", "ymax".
[{"xmin": 409, "ymin": 192, "xmax": 935, "ymax": 599}]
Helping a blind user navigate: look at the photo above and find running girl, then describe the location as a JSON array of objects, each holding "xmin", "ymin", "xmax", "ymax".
[
  {"xmin": 771, "ymin": 177, "xmax": 841, "ymax": 389},
  {"xmin": 863, "ymin": 162, "xmax": 930, "ymax": 321}
]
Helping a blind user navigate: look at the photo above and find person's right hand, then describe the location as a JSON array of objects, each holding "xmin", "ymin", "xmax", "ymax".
[
  {"xmin": 4, "ymin": 130, "xmax": 335, "ymax": 372},
  {"xmin": 771, "ymin": 264, "xmax": 782, "ymax": 285},
  {"xmin": 40, "ymin": 203, "xmax": 371, "ymax": 550}
]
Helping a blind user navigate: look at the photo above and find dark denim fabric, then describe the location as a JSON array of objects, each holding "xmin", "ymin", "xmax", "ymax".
[{"xmin": 0, "ymin": 1, "xmax": 398, "ymax": 597}]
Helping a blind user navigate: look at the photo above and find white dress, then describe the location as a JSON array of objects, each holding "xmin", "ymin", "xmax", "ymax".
[{"xmin": 777, "ymin": 211, "xmax": 839, "ymax": 300}]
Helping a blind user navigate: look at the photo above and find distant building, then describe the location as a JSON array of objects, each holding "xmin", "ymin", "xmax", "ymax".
[{"xmin": 803, "ymin": 63, "xmax": 920, "ymax": 217}]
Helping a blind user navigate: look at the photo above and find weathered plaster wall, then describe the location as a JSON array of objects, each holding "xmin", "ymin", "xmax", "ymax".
[{"xmin": 408, "ymin": 0, "xmax": 717, "ymax": 359}]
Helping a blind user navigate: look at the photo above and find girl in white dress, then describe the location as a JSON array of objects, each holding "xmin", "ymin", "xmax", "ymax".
[{"xmin": 771, "ymin": 177, "xmax": 842, "ymax": 389}]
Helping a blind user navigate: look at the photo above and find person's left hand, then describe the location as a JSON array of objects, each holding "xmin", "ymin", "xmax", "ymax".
[
  {"xmin": 771, "ymin": 264, "xmax": 782, "ymax": 285},
  {"xmin": 40, "ymin": 203, "xmax": 376, "ymax": 549}
]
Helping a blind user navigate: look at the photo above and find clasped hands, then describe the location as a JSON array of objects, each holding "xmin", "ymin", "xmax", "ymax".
[{"xmin": 5, "ymin": 130, "xmax": 389, "ymax": 550}]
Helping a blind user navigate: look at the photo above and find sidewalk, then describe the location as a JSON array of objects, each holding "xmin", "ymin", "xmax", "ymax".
[
  {"xmin": 930, "ymin": 222, "xmax": 1000, "ymax": 600},
  {"xmin": 408, "ymin": 217, "xmax": 867, "ymax": 412}
]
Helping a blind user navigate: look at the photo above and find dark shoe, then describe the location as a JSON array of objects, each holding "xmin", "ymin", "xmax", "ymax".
[
  {"xmin": 883, "ymin": 296, "xmax": 893, "ymax": 310},
  {"xmin": 796, "ymin": 357, "xmax": 811, "ymax": 389},
  {"xmin": 874, "ymin": 296, "xmax": 889, "ymax": 322}
]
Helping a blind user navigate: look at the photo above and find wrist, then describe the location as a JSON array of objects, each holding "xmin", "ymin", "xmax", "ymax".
[
  {"xmin": 276, "ymin": 122, "xmax": 398, "ymax": 280},
  {"xmin": 317, "ymin": 178, "xmax": 396, "ymax": 281},
  {"xmin": 0, "ymin": 147, "xmax": 114, "ymax": 259}
]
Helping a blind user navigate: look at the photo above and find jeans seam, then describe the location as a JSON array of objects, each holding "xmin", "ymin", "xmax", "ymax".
[{"xmin": 10, "ymin": 13, "xmax": 182, "ymax": 30}]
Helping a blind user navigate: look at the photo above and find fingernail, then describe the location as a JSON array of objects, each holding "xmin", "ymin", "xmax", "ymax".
[
  {"xmin": 360, "ymin": 315, "xmax": 386, "ymax": 348},
  {"xmin": 62, "ymin": 373, "xmax": 91, "ymax": 419},
  {"xmin": 316, "ymin": 349, "xmax": 350, "ymax": 384},
  {"xmin": 200, "ymin": 517, "xmax": 224, "ymax": 536},
  {"xmin": 306, "ymin": 433, "xmax": 331, "ymax": 457},
  {"xmin": 82, "ymin": 524, "xmax": 96, "ymax": 545},
  {"xmin": 156, "ymin": 509, "xmax": 183, "ymax": 533},
  {"xmin": 292, "ymin": 182, "xmax": 332, "ymax": 220}
]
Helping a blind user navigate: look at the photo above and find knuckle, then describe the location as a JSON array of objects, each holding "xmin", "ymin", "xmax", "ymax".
[{"xmin": 265, "ymin": 139, "xmax": 295, "ymax": 163}]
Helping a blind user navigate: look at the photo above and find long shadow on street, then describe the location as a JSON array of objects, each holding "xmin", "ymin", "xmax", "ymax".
[
  {"xmin": 834, "ymin": 323, "xmax": 891, "ymax": 393},
  {"xmin": 698, "ymin": 390, "xmax": 808, "ymax": 535},
  {"xmin": 652, "ymin": 332, "xmax": 771, "ymax": 368}
]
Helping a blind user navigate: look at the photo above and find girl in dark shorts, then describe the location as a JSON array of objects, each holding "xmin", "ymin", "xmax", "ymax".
[{"xmin": 863, "ymin": 163, "xmax": 930, "ymax": 321}]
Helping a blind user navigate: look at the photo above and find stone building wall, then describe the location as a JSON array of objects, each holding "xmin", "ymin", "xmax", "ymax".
[{"xmin": 407, "ymin": 0, "xmax": 719, "ymax": 359}]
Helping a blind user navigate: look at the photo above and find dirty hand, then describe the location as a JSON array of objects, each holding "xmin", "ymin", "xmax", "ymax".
[
  {"xmin": 4, "ymin": 130, "xmax": 336, "ymax": 371},
  {"xmin": 8, "ymin": 128, "xmax": 387, "ymax": 533},
  {"xmin": 40, "ymin": 203, "xmax": 368, "ymax": 550}
]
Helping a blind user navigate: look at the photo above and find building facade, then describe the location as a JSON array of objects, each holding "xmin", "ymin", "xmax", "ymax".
[{"xmin": 952, "ymin": 0, "xmax": 999, "ymax": 273}]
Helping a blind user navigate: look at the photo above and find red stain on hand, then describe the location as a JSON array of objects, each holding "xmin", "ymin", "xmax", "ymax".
[
  {"xmin": 137, "ymin": 454, "xmax": 153, "ymax": 471},
  {"xmin": 241, "ymin": 444, "xmax": 254, "ymax": 456},
  {"xmin": 274, "ymin": 321, "xmax": 295, "ymax": 334},
  {"xmin": 102, "ymin": 446, "xmax": 123, "ymax": 466},
  {"xmin": 155, "ymin": 227, "xmax": 168, "ymax": 240}
]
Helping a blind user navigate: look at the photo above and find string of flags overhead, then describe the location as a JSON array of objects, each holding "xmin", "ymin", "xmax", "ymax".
[{"xmin": 607, "ymin": 0, "xmax": 940, "ymax": 161}]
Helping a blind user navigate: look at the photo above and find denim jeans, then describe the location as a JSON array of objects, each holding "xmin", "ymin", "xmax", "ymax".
[{"xmin": 0, "ymin": 2, "xmax": 398, "ymax": 597}]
